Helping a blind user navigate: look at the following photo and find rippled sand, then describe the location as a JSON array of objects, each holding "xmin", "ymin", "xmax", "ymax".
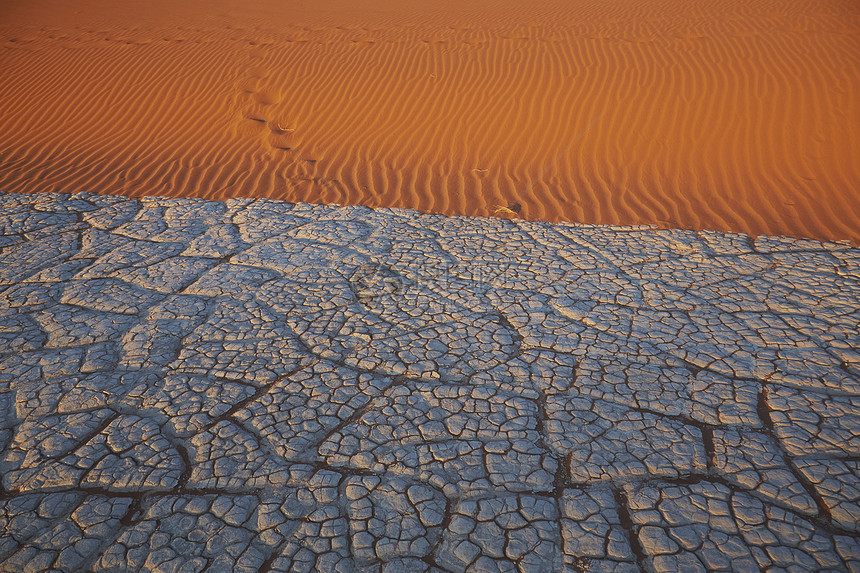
[{"xmin": 1, "ymin": 0, "xmax": 858, "ymax": 242}]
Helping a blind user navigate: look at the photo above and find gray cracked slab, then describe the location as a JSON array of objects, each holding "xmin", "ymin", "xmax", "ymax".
[{"xmin": 0, "ymin": 190, "xmax": 858, "ymax": 572}]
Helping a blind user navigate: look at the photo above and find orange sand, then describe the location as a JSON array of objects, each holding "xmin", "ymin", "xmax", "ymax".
[{"xmin": 1, "ymin": 0, "xmax": 859, "ymax": 242}]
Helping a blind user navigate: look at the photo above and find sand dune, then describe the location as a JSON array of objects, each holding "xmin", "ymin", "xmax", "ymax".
[{"xmin": 1, "ymin": 0, "xmax": 858, "ymax": 242}]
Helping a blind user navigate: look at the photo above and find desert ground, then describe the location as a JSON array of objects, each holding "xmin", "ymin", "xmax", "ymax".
[
  {"xmin": 1, "ymin": 190, "xmax": 859, "ymax": 571},
  {"xmin": 1, "ymin": 1, "xmax": 859, "ymax": 571}
]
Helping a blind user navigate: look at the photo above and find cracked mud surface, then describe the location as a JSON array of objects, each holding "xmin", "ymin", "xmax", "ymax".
[{"xmin": 0, "ymin": 190, "xmax": 858, "ymax": 572}]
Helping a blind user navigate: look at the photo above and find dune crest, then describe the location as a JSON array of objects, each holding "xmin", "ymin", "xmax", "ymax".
[{"xmin": 1, "ymin": 0, "xmax": 858, "ymax": 242}]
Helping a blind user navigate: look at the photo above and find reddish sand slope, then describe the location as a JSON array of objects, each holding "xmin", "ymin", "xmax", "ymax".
[{"xmin": 1, "ymin": 0, "xmax": 858, "ymax": 242}]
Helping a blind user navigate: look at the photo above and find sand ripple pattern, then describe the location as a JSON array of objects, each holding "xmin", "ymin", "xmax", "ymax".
[{"xmin": 0, "ymin": 0, "xmax": 858, "ymax": 242}]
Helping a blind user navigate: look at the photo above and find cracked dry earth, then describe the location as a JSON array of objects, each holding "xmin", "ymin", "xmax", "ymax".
[{"xmin": 0, "ymin": 190, "xmax": 859, "ymax": 573}]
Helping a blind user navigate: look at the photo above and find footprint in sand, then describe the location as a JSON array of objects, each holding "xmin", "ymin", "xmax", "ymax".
[
  {"xmin": 244, "ymin": 112, "xmax": 308, "ymax": 165},
  {"xmin": 267, "ymin": 121, "xmax": 293, "ymax": 136}
]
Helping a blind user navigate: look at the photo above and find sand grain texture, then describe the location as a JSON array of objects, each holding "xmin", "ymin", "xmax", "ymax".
[{"xmin": 1, "ymin": 0, "xmax": 858, "ymax": 242}]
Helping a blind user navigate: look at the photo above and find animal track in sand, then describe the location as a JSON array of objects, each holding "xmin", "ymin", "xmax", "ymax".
[
  {"xmin": 242, "ymin": 109, "xmax": 324, "ymax": 183},
  {"xmin": 267, "ymin": 121, "xmax": 294, "ymax": 136}
]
